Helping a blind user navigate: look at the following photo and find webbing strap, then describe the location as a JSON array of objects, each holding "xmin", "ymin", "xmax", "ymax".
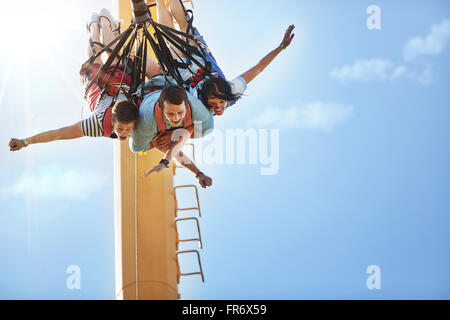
[
  {"xmin": 152, "ymin": 23, "xmax": 211, "ymax": 76},
  {"xmin": 103, "ymin": 28, "xmax": 137, "ymax": 104},
  {"xmin": 99, "ymin": 26, "xmax": 136, "ymax": 94},
  {"xmin": 82, "ymin": 2, "xmax": 215, "ymax": 109},
  {"xmin": 84, "ymin": 26, "xmax": 134, "ymax": 95},
  {"xmin": 83, "ymin": 29, "xmax": 130, "ymax": 72}
]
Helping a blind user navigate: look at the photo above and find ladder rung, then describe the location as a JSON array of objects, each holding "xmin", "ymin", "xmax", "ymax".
[
  {"xmin": 175, "ymin": 217, "xmax": 203, "ymax": 249},
  {"xmin": 176, "ymin": 250, "xmax": 204, "ymax": 282},
  {"xmin": 174, "ymin": 185, "xmax": 201, "ymax": 217}
]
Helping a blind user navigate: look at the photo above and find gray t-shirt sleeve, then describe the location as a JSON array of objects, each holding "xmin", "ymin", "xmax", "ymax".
[
  {"xmin": 129, "ymin": 92, "xmax": 159, "ymax": 153},
  {"xmin": 129, "ymin": 126, "xmax": 153, "ymax": 153}
]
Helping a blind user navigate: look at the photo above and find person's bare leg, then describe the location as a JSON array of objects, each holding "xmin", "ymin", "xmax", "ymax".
[
  {"xmin": 100, "ymin": 16, "xmax": 120, "ymax": 64},
  {"xmin": 86, "ymin": 21, "xmax": 103, "ymax": 64},
  {"xmin": 168, "ymin": 0, "xmax": 199, "ymax": 46},
  {"xmin": 168, "ymin": 0, "xmax": 188, "ymax": 31},
  {"xmin": 156, "ymin": 0, "xmax": 175, "ymax": 29},
  {"xmin": 156, "ymin": 0, "xmax": 185, "ymax": 58},
  {"xmin": 98, "ymin": 9, "xmax": 161, "ymax": 77}
]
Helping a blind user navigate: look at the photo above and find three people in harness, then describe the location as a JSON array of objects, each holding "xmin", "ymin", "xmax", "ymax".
[
  {"xmin": 8, "ymin": 8, "xmax": 213, "ymax": 187},
  {"xmin": 8, "ymin": 2, "xmax": 295, "ymax": 187}
]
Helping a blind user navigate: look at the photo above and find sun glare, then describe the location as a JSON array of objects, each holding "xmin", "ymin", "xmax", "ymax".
[{"xmin": 0, "ymin": 0, "xmax": 82, "ymax": 61}]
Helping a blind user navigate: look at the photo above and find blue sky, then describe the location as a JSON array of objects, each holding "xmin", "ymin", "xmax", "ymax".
[{"xmin": 1, "ymin": 0, "xmax": 450, "ymax": 299}]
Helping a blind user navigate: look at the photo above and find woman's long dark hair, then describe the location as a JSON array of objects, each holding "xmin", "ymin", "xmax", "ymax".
[{"xmin": 199, "ymin": 76, "xmax": 242, "ymax": 108}]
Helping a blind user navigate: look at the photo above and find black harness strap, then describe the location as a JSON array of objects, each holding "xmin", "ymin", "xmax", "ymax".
[
  {"xmin": 142, "ymin": 25, "xmax": 175, "ymax": 89},
  {"xmin": 150, "ymin": 21, "xmax": 186, "ymax": 86},
  {"xmin": 154, "ymin": 23, "xmax": 211, "ymax": 76},
  {"xmin": 149, "ymin": 19, "xmax": 213, "ymax": 84},
  {"xmin": 83, "ymin": 29, "xmax": 130, "ymax": 74},
  {"xmin": 100, "ymin": 27, "xmax": 138, "ymax": 101},
  {"xmin": 84, "ymin": 26, "xmax": 134, "ymax": 96},
  {"xmin": 129, "ymin": 28, "xmax": 145, "ymax": 93},
  {"xmin": 173, "ymin": 0, "xmax": 211, "ymax": 69},
  {"xmin": 140, "ymin": 31, "xmax": 148, "ymax": 99},
  {"xmin": 82, "ymin": 0, "xmax": 219, "ymax": 109},
  {"xmin": 91, "ymin": 41, "xmax": 114, "ymax": 54}
]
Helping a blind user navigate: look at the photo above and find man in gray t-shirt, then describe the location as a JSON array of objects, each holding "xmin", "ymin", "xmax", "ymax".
[{"xmin": 130, "ymin": 85, "xmax": 213, "ymax": 188}]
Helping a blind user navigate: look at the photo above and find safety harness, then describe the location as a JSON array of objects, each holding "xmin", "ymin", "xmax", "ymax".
[{"xmin": 81, "ymin": 0, "xmax": 217, "ymax": 138}]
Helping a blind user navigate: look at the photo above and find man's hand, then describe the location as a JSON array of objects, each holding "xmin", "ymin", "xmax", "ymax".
[
  {"xmin": 197, "ymin": 172, "xmax": 212, "ymax": 188},
  {"xmin": 151, "ymin": 125, "xmax": 194, "ymax": 153},
  {"xmin": 9, "ymin": 138, "xmax": 26, "ymax": 151},
  {"xmin": 281, "ymin": 24, "xmax": 295, "ymax": 49},
  {"xmin": 143, "ymin": 163, "xmax": 167, "ymax": 177},
  {"xmin": 151, "ymin": 132, "xmax": 173, "ymax": 153}
]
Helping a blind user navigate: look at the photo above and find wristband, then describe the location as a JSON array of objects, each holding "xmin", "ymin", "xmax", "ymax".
[
  {"xmin": 23, "ymin": 139, "xmax": 29, "ymax": 147},
  {"xmin": 159, "ymin": 159, "xmax": 169, "ymax": 168},
  {"xmin": 280, "ymin": 43, "xmax": 286, "ymax": 49},
  {"xmin": 195, "ymin": 171, "xmax": 203, "ymax": 179}
]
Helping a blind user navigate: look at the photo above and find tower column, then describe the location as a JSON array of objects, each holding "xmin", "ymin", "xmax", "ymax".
[{"xmin": 113, "ymin": 0, "xmax": 178, "ymax": 300}]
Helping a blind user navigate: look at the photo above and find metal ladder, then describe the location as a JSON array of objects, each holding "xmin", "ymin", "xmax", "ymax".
[{"xmin": 173, "ymin": 143, "xmax": 205, "ymax": 287}]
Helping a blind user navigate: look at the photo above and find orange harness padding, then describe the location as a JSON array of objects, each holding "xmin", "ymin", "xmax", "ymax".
[
  {"xmin": 154, "ymin": 101, "xmax": 192, "ymax": 134},
  {"xmin": 149, "ymin": 101, "xmax": 193, "ymax": 150}
]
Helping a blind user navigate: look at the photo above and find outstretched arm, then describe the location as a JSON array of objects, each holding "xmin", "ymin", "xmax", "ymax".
[
  {"xmin": 142, "ymin": 129, "xmax": 212, "ymax": 187},
  {"xmin": 239, "ymin": 25, "xmax": 295, "ymax": 84},
  {"xmin": 174, "ymin": 151, "xmax": 212, "ymax": 188},
  {"xmin": 9, "ymin": 122, "xmax": 83, "ymax": 151},
  {"xmin": 143, "ymin": 128, "xmax": 191, "ymax": 176}
]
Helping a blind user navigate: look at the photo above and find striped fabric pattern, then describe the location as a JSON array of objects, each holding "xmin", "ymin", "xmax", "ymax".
[
  {"xmin": 81, "ymin": 114, "xmax": 103, "ymax": 137},
  {"xmin": 81, "ymin": 93, "xmax": 128, "ymax": 137}
]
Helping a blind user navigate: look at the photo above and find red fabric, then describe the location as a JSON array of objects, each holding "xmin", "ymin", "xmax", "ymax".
[
  {"xmin": 80, "ymin": 63, "xmax": 132, "ymax": 112},
  {"xmin": 189, "ymin": 68, "xmax": 206, "ymax": 88},
  {"xmin": 102, "ymin": 107, "xmax": 114, "ymax": 137}
]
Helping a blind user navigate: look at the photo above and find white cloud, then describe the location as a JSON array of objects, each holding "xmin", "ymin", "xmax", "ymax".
[
  {"xmin": 330, "ymin": 59, "xmax": 434, "ymax": 86},
  {"xmin": 330, "ymin": 20, "xmax": 450, "ymax": 86},
  {"xmin": 417, "ymin": 67, "xmax": 433, "ymax": 86},
  {"xmin": 2, "ymin": 168, "xmax": 108, "ymax": 200},
  {"xmin": 330, "ymin": 59, "xmax": 408, "ymax": 82},
  {"xmin": 250, "ymin": 102, "xmax": 354, "ymax": 132},
  {"xmin": 403, "ymin": 19, "xmax": 450, "ymax": 61}
]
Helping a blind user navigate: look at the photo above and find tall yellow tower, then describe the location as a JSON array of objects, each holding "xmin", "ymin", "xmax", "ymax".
[{"xmin": 113, "ymin": 0, "xmax": 179, "ymax": 300}]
